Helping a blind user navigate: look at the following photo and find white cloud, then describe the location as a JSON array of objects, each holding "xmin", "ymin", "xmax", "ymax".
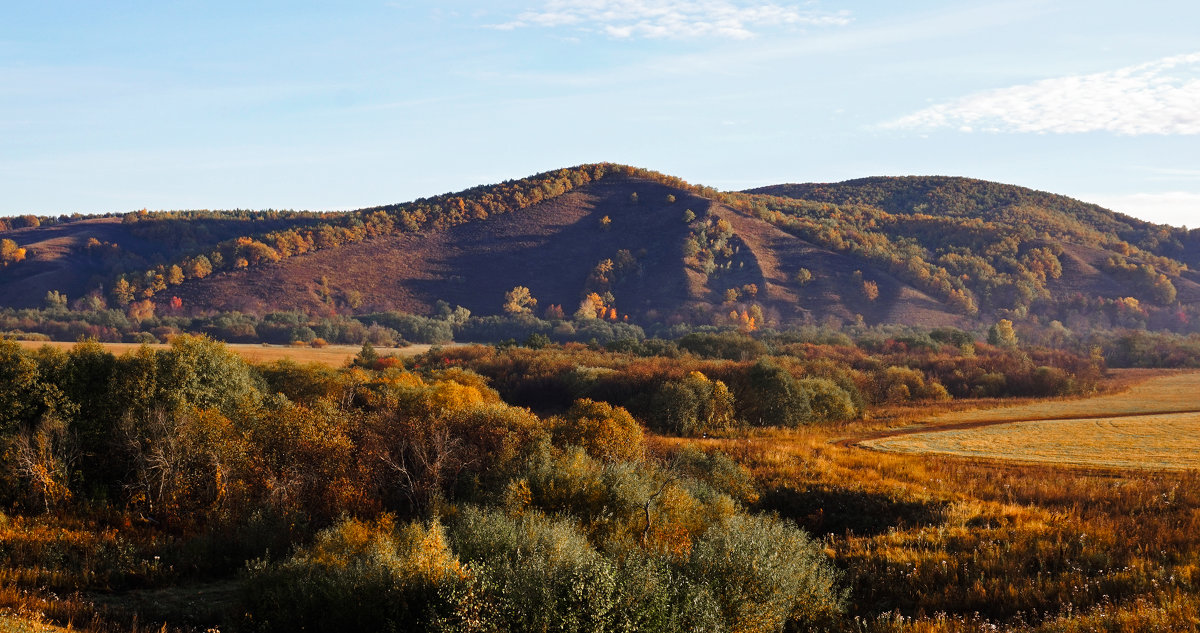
[
  {"xmin": 1083, "ymin": 192, "xmax": 1200, "ymax": 228},
  {"xmin": 492, "ymin": 1, "xmax": 850, "ymax": 40},
  {"xmin": 884, "ymin": 52, "xmax": 1200, "ymax": 135}
]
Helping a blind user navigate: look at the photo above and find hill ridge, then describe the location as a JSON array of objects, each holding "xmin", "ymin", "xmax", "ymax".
[{"xmin": 2, "ymin": 165, "xmax": 1199, "ymax": 336}]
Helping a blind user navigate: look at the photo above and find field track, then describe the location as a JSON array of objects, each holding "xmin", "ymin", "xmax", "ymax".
[
  {"xmin": 14, "ymin": 340, "xmax": 452, "ymax": 367},
  {"xmin": 856, "ymin": 371, "xmax": 1200, "ymax": 471}
]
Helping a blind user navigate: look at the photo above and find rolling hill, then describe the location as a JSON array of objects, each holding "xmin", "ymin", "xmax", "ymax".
[{"xmin": 2, "ymin": 165, "xmax": 1198, "ymax": 334}]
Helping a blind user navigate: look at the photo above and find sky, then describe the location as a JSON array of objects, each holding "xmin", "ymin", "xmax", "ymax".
[{"xmin": 3, "ymin": 1, "xmax": 1198, "ymax": 227}]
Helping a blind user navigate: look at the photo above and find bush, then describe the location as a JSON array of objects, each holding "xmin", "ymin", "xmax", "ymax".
[
  {"xmin": 240, "ymin": 516, "xmax": 478, "ymax": 632},
  {"xmin": 739, "ymin": 359, "xmax": 810, "ymax": 427},
  {"xmin": 687, "ymin": 515, "xmax": 845, "ymax": 632},
  {"xmin": 450, "ymin": 507, "xmax": 616, "ymax": 632},
  {"xmin": 798, "ymin": 377, "xmax": 858, "ymax": 423},
  {"xmin": 648, "ymin": 371, "xmax": 736, "ymax": 436},
  {"xmin": 552, "ymin": 399, "xmax": 644, "ymax": 463}
]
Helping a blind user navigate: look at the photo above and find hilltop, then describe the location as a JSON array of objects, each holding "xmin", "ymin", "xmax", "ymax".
[{"xmin": 2, "ymin": 165, "xmax": 1199, "ymax": 336}]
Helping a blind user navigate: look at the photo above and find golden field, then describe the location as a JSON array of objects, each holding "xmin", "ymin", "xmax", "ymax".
[{"xmin": 861, "ymin": 371, "xmax": 1200, "ymax": 470}]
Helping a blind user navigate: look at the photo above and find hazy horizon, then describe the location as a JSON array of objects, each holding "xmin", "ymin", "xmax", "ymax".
[{"xmin": 4, "ymin": 1, "xmax": 1198, "ymax": 227}]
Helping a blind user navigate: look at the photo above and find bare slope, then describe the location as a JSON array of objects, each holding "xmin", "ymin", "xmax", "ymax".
[{"xmin": 170, "ymin": 177, "xmax": 700, "ymax": 318}]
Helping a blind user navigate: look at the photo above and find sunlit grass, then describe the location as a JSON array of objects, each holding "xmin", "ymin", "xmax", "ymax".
[
  {"xmin": 862, "ymin": 372, "xmax": 1200, "ymax": 470},
  {"xmin": 866, "ymin": 411, "xmax": 1200, "ymax": 470}
]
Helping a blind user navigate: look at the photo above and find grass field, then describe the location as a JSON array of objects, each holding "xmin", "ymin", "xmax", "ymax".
[
  {"xmin": 862, "ymin": 371, "xmax": 1200, "ymax": 470},
  {"xmin": 15, "ymin": 340, "xmax": 450, "ymax": 367}
]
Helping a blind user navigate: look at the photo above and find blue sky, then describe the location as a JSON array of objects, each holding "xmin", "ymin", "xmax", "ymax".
[{"xmin": 3, "ymin": 1, "xmax": 1198, "ymax": 226}]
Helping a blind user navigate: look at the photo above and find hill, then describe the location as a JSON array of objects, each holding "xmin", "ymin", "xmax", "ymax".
[{"xmin": 2, "ymin": 166, "xmax": 1199, "ymax": 336}]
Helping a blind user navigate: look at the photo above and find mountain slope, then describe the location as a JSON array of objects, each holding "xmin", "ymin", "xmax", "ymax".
[{"xmin": 1, "ymin": 167, "xmax": 1198, "ymax": 335}]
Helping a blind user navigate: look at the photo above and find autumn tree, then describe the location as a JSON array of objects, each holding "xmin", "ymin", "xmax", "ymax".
[
  {"xmin": 987, "ymin": 318, "xmax": 1018, "ymax": 347},
  {"xmin": 862, "ymin": 280, "xmax": 879, "ymax": 301},
  {"xmin": 574, "ymin": 292, "xmax": 606, "ymax": 320},
  {"xmin": 0, "ymin": 238, "xmax": 26, "ymax": 266},
  {"xmin": 503, "ymin": 286, "xmax": 538, "ymax": 315},
  {"xmin": 552, "ymin": 398, "xmax": 644, "ymax": 463},
  {"xmin": 111, "ymin": 277, "xmax": 135, "ymax": 307},
  {"xmin": 43, "ymin": 290, "xmax": 68, "ymax": 311},
  {"xmin": 186, "ymin": 255, "xmax": 213, "ymax": 279},
  {"xmin": 166, "ymin": 264, "xmax": 185, "ymax": 286},
  {"xmin": 649, "ymin": 371, "xmax": 736, "ymax": 436}
]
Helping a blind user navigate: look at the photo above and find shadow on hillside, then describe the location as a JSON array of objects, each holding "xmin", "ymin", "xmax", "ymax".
[{"xmin": 754, "ymin": 485, "xmax": 949, "ymax": 537}]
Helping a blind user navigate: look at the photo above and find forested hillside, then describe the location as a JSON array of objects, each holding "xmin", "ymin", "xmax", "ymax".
[{"xmin": 3, "ymin": 166, "xmax": 1199, "ymax": 341}]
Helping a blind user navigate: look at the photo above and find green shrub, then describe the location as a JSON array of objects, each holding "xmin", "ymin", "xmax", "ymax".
[
  {"xmin": 648, "ymin": 371, "xmax": 736, "ymax": 436},
  {"xmin": 450, "ymin": 507, "xmax": 616, "ymax": 632},
  {"xmin": 740, "ymin": 359, "xmax": 811, "ymax": 427},
  {"xmin": 798, "ymin": 377, "xmax": 858, "ymax": 423},
  {"xmin": 686, "ymin": 515, "xmax": 845, "ymax": 632}
]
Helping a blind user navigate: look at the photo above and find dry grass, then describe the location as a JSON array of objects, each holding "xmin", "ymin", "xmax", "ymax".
[
  {"xmin": 860, "ymin": 371, "xmax": 1200, "ymax": 470},
  {"xmin": 15, "ymin": 340, "xmax": 451, "ymax": 367},
  {"xmin": 916, "ymin": 369, "xmax": 1200, "ymax": 425},
  {"xmin": 653, "ymin": 369, "xmax": 1200, "ymax": 630},
  {"xmin": 0, "ymin": 615, "xmax": 72, "ymax": 633},
  {"xmin": 864, "ymin": 411, "xmax": 1200, "ymax": 470}
]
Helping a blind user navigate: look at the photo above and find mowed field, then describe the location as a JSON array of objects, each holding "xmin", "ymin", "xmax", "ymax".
[
  {"xmin": 862, "ymin": 371, "xmax": 1200, "ymax": 470},
  {"xmin": 14, "ymin": 340, "xmax": 447, "ymax": 367}
]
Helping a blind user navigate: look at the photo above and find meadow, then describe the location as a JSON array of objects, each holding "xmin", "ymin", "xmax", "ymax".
[{"xmin": 861, "ymin": 372, "xmax": 1200, "ymax": 470}]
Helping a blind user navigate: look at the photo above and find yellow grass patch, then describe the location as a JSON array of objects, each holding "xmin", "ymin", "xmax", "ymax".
[
  {"xmin": 865, "ymin": 411, "xmax": 1200, "ymax": 470},
  {"xmin": 863, "ymin": 372, "xmax": 1200, "ymax": 470},
  {"xmin": 0, "ymin": 615, "xmax": 71, "ymax": 632},
  {"xmin": 919, "ymin": 370, "xmax": 1200, "ymax": 425}
]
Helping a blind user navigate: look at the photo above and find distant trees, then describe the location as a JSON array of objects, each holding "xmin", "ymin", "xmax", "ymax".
[
  {"xmin": 42, "ymin": 291, "xmax": 68, "ymax": 311},
  {"xmin": 0, "ymin": 239, "xmax": 26, "ymax": 267},
  {"xmin": 185, "ymin": 255, "xmax": 213, "ymax": 279}
]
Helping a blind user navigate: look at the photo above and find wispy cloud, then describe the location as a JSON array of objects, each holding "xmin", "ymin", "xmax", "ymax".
[
  {"xmin": 491, "ymin": 0, "xmax": 850, "ymax": 40},
  {"xmin": 1083, "ymin": 192, "xmax": 1200, "ymax": 227},
  {"xmin": 884, "ymin": 52, "xmax": 1200, "ymax": 135}
]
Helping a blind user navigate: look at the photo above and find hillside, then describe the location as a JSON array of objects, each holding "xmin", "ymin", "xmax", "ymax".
[
  {"xmin": 2, "ymin": 166, "xmax": 1199, "ymax": 335},
  {"xmin": 158, "ymin": 175, "xmax": 966, "ymax": 328}
]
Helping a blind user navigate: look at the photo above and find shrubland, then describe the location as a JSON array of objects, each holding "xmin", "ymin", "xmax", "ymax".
[{"xmin": 0, "ymin": 331, "xmax": 1194, "ymax": 632}]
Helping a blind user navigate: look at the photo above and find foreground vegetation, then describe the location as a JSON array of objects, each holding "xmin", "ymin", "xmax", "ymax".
[{"xmin": 0, "ymin": 333, "xmax": 1196, "ymax": 631}]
